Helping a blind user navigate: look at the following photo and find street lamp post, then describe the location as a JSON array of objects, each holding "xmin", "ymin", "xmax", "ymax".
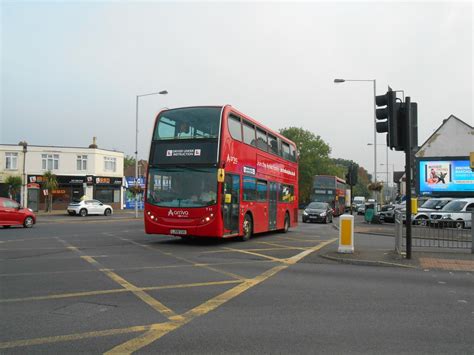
[
  {"xmin": 334, "ymin": 78, "xmax": 377, "ymax": 197},
  {"xmin": 18, "ymin": 141, "xmax": 28, "ymax": 207},
  {"xmin": 367, "ymin": 142, "xmax": 388, "ymax": 188},
  {"xmin": 135, "ymin": 90, "xmax": 168, "ymax": 218},
  {"xmin": 380, "ymin": 163, "xmax": 396, "ymax": 201}
]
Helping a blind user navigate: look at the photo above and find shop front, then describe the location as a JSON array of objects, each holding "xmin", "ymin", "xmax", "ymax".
[
  {"xmin": 93, "ymin": 176, "xmax": 123, "ymax": 210},
  {"xmin": 28, "ymin": 175, "xmax": 89, "ymax": 211},
  {"xmin": 26, "ymin": 175, "xmax": 122, "ymax": 211}
]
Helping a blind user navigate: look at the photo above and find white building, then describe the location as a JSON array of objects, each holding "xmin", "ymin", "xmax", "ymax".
[{"xmin": 0, "ymin": 139, "xmax": 124, "ymax": 211}]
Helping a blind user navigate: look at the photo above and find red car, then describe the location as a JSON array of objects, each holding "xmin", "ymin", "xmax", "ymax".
[{"xmin": 0, "ymin": 197, "xmax": 36, "ymax": 228}]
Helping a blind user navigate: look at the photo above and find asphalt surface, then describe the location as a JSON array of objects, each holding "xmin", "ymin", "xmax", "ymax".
[{"xmin": 1, "ymin": 215, "xmax": 473, "ymax": 354}]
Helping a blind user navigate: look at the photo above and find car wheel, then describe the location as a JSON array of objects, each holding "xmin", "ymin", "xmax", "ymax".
[
  {"xmin": 280, "ymin": 213, "xmax": 290, "ymax": 233},
  {"xmin": 454, "ymin": 220, "xmax": 464, "ymax": 229},
  {"xmin": 302, "ymin": 217, "xmax": 307, "ymax": 223},
  {"xmin": 414, "ymin": 216, "xmax": 428, "ymax": 226},
  {"xmin": 240, "ymin": 214, "xmax": 253, "ymax": 241},
  {"xmin": 104, "ymin": 208, "xmax": 112, "ymax": 216},
  {"xmin": 23, "ymin": 216, "xmax": 34, "ymax": 228},
  {"xmin": 80, "ymin": 208, "xmax": 88, "ymax": 217}
]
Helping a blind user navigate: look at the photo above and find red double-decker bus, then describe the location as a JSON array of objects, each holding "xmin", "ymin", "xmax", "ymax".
[
  {"xmin": 311, "ymin": 175, "xmax": 347, "ymax": 216},
  {"xmin": 144, "ymin": 105, "xmax": 298, "ymax": 241}
]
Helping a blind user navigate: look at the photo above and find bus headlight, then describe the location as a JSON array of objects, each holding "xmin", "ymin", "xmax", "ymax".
[{"xmin": 201, "ymin": 213, "xmax": 215, "ymax": 224}]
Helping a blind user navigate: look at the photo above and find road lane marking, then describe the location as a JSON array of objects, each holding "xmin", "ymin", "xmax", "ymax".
[
  {"xmin": 110, "ymin": 235, "xmax": 248, "ymax": 281},
  {"xmin": 106, "ymin": 239, "xmax": 337, "ymax": 354},
  {"xmin": 60, "ymin": 239, "xmax": 181, "ymax": 321},
  {"xmin": 0, "ymin": 259, "xmax": 275, "ymax": 278},
  {"xmin": 199, "ymin": 246, "xmax": 306, "ymax": 254},
  {"xmin": 0, "ymin": 280, "xmax": 242, "ymax": 304},
  {"xmin": 221, "ymin": 247, "xmax": 289, "ymax": 263},
  {"xmin": 0, "ymin": 324, "xmax": 154, "ymax": 349},
  {"xmin": 256, "ymin": 241, "xmax": 308, "ymax": 250},
  {"xmin": 0, "ymin": 239, "xmax": 337, "ymax": 351}
]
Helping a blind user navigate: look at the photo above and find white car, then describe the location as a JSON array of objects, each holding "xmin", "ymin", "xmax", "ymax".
[
  {"xmin": 412, "ymin": 197, "xmax": 454, "ymax": 225},
  {"xmin": 429, "ymin": 198, "xmax": 474, "ymax": 229},
  {"xmin": 67, "ymin": 200, "xmax": 113, "ymax": 217}
]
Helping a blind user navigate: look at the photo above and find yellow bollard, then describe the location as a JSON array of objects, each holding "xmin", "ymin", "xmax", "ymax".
[
  {"xmin": 338, "ymin": 214, "xmax": 354, "ymax": 253},
  {"xmin": 411, "ymin": 198, "xmax": 418, "ymax": 215}
]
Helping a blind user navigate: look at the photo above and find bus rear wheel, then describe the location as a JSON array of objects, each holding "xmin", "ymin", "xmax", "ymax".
[{"xmin": 241, "ymin": 214, "xmax": 253, "ymax": 241}]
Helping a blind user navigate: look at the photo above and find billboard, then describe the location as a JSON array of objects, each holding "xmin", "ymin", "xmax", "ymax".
[{"xmin": 418, "ymin": 158, "xmax": 474, "ymax": 195}]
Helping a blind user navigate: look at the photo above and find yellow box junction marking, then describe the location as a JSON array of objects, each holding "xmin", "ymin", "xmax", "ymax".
[{"xmin": 0, "ymin": 237, "xmax": 337, "ymax": 353}]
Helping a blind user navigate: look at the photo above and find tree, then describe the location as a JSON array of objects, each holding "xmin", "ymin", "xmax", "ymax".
[
  {"xmin": 124, "ymin": 155, "xmax": 136, "ymax": 170},
  {"xmin": 279, "ymin": 127, "xmax": 334, "ymax": 204},
  {"xmin": 5, "ymin": 175, "xmax": 22, "ymax": 202},
  {"xmin": 42, "ymin": 171, "xmax": 58, "ymax": 212}
]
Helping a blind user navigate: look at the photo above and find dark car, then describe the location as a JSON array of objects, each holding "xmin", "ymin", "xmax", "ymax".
[
  {"xmin": 302, "ymin": 202, "xmax": 333, "ymax": 223},
  {"xmin": 0, "ymin": 197, "xmax": 36, "ymax": 228}
]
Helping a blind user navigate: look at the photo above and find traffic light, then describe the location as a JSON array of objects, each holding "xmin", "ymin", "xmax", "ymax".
[
  {"xmin": 375, "ymin": 88, "xmax": 400, "ymax": 149},
  {"xmin": 397, "ymin": 102, "xmax": 418, "ymax": 152},
  {"xmin": 351, "ymin": 163, "xmax": 358, "ymax": 185},
  {"xmin": 345, "ymin": 163, "xmax": 359, "ymax": 186}
]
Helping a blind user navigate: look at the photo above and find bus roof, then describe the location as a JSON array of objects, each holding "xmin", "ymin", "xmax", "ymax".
[
  {"xmin": 225, "ymin": 105, "xmax": 297, "ymax": 148},
  {"xmin": 156, "ymin": 105, "xmax": 297, "ymax": 148}
]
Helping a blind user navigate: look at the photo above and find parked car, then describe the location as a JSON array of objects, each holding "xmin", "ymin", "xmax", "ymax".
[
  {"xmin": 429, "ymin": 198, "xmax": 474, "ymax": 229},
  {"xmin": 302, "ymin": 202, "xmax": 333, "ymax": 223},
  {"xmin": 356, "ymin": 204, "xmax": 366, "ymax": 215},
  {"xmin": 0, "ymin": 197, "xmax": 36, "ymax": 228},
  {"xmin": 67, "ymin": 199, "xmax": 113, "ymax": 217},
  {"xmin": 379, "ymin": 205, "xmax": 396, "ymax": 222},
  {"xmin": 412, "ymin": 197, "xmax": 455, "ymax": 225}
]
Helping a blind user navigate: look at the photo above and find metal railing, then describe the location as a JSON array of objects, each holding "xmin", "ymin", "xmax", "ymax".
[{"xmin": 395, "ymin": 211, "xmax": 473, "ymax": 253}]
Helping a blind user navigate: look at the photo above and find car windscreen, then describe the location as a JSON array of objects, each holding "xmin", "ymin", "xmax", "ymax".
[
  {"xmin": 307, "ymin": 202, "xmax": 327, "ymax": 209},
  {"xmin": 421, "ymin": 199, "xmax": 441, "ymax": 209},
  {"xmin": 441, "ymin": 200, "xmax": 467, "ymax": 212}
]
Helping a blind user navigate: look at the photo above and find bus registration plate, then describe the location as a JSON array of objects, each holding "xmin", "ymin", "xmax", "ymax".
[{"xmin": 171, "ymin": 229, "xmax": 187, "ymax": 235}]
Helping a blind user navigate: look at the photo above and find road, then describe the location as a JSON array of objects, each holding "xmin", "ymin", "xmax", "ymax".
[{"xmin": 1, "ymin": 216, "xmax": 473, "ymax": 354}]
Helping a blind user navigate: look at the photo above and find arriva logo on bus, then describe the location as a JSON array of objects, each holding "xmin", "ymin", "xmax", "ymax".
[{"xmin": 168, "ymin": 210, "xmax": 189, "ymax": 217}]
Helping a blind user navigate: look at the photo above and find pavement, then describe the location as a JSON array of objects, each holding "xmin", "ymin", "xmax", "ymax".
[
  {"xmin": 318, "ymin": 216, "xmax": 474, "ymax": 272},
  {"xmin": 35, "ymin": 208, "xmax": 139, "ymax": 216}
]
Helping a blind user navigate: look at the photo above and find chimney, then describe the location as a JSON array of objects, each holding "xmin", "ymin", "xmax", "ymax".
[{"xmin": 89, "ymin": 136, "xmax": 98, "ymax": 149}]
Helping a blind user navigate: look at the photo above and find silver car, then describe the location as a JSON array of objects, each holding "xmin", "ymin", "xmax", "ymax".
[{"xmin": 67, "ymin": 200, "xmax": 113, "ymax": 217}]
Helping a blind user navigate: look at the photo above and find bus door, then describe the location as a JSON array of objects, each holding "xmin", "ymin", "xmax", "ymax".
[
  {"xmin": 223, "ymin": 174, "xmax": 240, "ymax": 234},
  {"xmin": 268, "ymin": 182, "xmax": 277, "ymax": 230}
]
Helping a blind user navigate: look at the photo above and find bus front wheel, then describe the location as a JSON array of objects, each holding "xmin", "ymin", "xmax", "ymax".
[
  {"xmin": 280, "ymin": 213, "xmax": 290, "ymax": 233},
  {"xmin": 241, "ymin": 214, "xmax": 253, "ymax": 241}
]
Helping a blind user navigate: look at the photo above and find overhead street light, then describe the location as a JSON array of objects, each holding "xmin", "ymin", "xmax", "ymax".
[
  {"xmin": 135, "ymin": 90, "xmax": 168, "ymax": 218},
  {"xmin": 334, "ymin": 78, "xmax": 377, "ymax": 198}
]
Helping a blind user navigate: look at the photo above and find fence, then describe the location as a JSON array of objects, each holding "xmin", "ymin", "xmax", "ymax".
[{"xmin": 395, "ymin": 211, "xmax": 473, "ymax": 253}]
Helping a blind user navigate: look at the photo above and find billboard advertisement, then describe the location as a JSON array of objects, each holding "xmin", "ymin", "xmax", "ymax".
[{"xmin": 418, "ymin": 158, "xmax": 474, "ymax": 195}]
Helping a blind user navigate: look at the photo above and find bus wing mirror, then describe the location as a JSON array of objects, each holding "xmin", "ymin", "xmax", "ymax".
[
  {"xmin": 217, "ymin": 168, "xmax": 225, "ymax": 183},
  {"xmin": 225, "ymin": 194, "xmax": 232, "ymax": 203}
]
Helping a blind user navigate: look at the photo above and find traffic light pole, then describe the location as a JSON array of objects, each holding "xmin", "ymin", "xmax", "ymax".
[{"xmin": 404, "ymin": 97, "xmax": 412, "ymax": 260}]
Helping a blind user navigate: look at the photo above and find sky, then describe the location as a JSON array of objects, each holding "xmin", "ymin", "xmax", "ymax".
[{"xmin": 1, "ymin": 1, "xmax": 472, "ymax": 182}]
